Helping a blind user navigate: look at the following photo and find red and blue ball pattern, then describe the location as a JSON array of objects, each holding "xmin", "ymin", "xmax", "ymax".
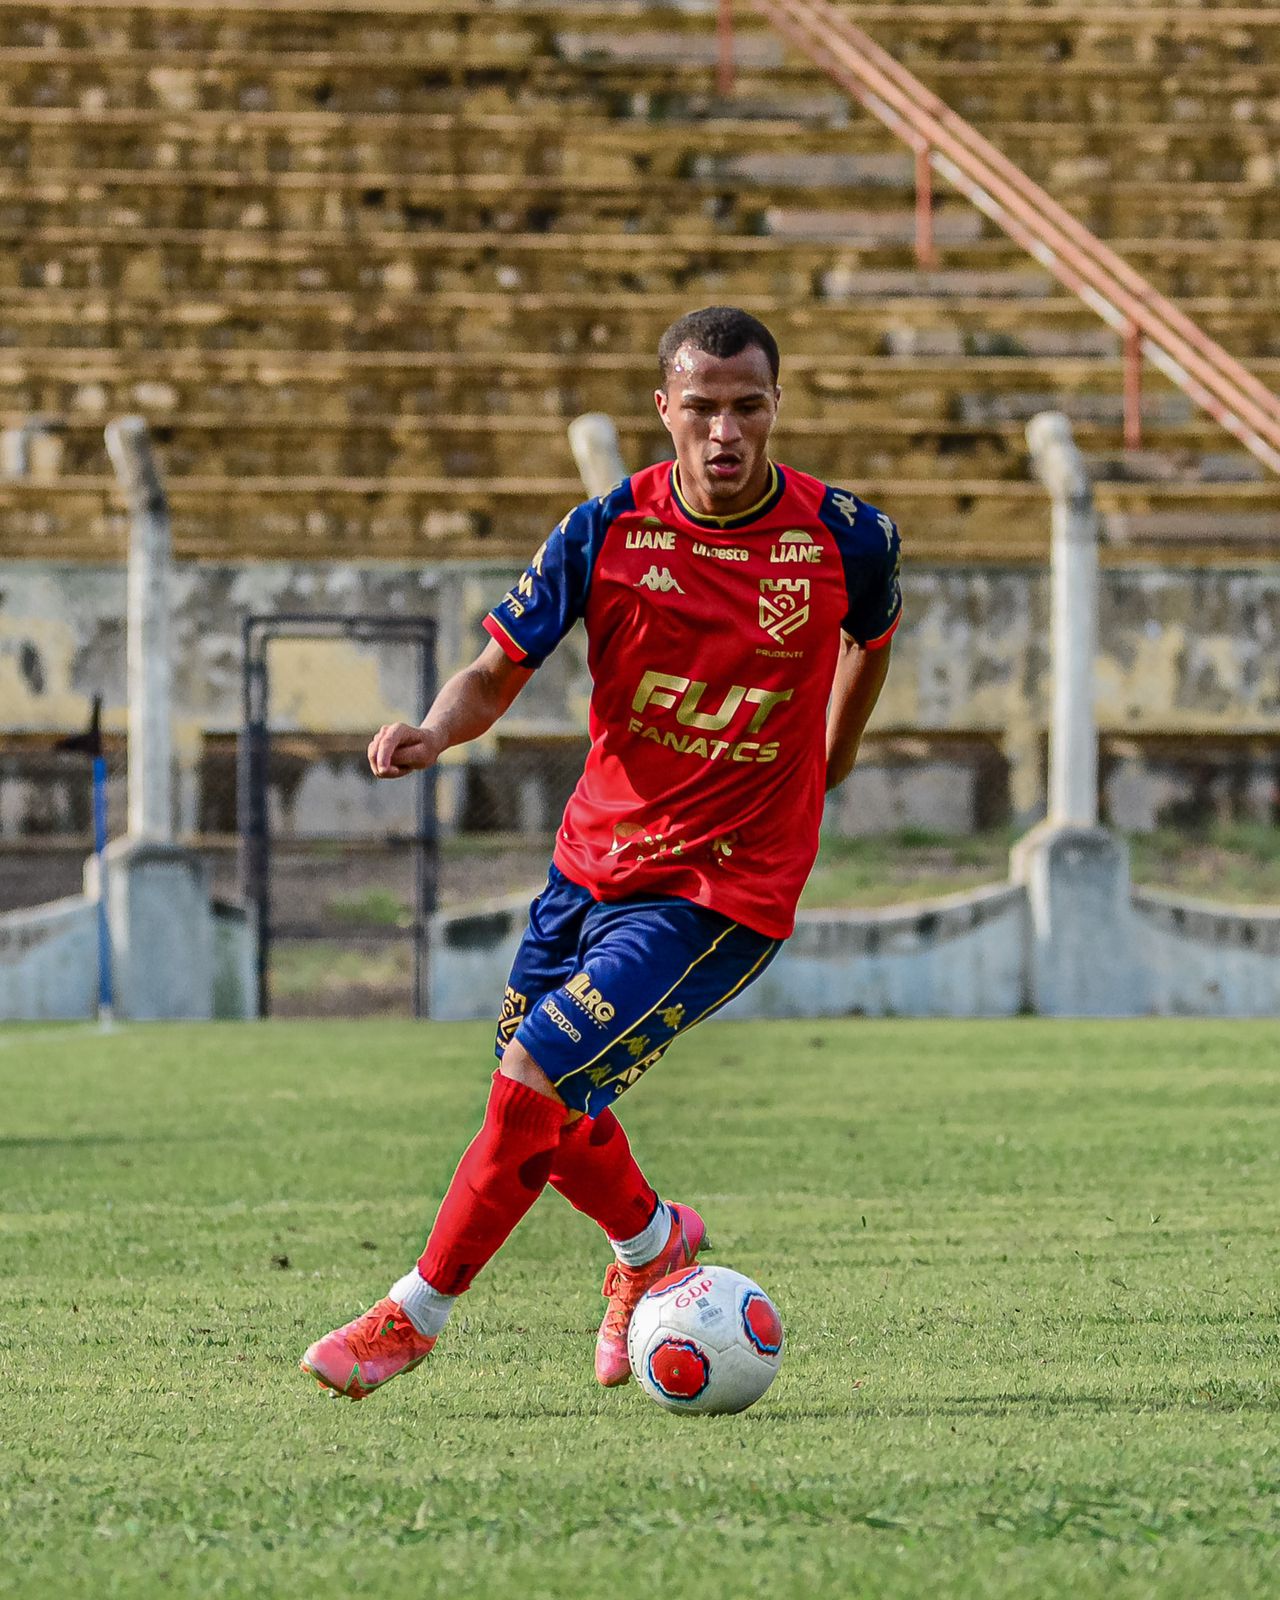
[
  {"xmin": 740, "ymin": 1290, "xmax": 783, "ymax": 1357},
  {"xmin": 646, "ymin": 1266, "xmax": 703, "ymax": 1299},
  {"xmin": 647, "ymin": 1337, "xmax": 712, "ymax": 1401}
]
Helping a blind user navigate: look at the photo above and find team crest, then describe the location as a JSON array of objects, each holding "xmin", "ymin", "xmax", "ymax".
[{"xmin": 758, "ymin": 577, "xmax": 810, "ymax": 642}]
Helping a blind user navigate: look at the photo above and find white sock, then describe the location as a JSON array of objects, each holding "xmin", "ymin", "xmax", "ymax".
[
  {"xmin": 390, "ymin": 1268, "xmax": 456, "ymax": 1339},
  {"xmin": 610, "ymin": 1199, "xmax": 672, "ymax": 1268}
]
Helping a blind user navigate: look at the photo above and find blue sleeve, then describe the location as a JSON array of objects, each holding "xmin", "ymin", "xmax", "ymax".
[
  {"xmin": 483, "ymin": 480, "xmax": 633, "ymax": 668},
  {"xmin": 818, "ymin": 486, "xmax": 903, "ymax": 648}
]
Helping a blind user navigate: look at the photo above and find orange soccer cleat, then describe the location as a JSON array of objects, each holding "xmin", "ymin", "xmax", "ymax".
[
  {"xmin": 300, "ymin": 1296, "xmax": 436, "ymax": 1401},
  {"xmin": 594, "ymin": 1202, "xmax": 706, "ymax": 1387}
]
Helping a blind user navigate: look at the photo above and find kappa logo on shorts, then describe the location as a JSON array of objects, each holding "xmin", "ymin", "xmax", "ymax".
[
  {"xmin": 497, "ymin": 985, "xmax": 527, "ymax": 1043},
  {"xmin": 541, "ymin": 999, "xmax": 582, "ymax": 1043},
  {"xmin": 564, "ymin": 971, "xmax": 616, "ymax": 1026}
]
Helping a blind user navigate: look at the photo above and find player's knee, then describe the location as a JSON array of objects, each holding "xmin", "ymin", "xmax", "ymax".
[{"xmin": 498, "ymin": 1038, "xmax": 565, "ymax": 1105}]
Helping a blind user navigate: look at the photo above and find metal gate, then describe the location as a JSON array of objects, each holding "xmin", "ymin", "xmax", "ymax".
[{"xmin": 240, "ymin": 613, "xmax": 438, "ymax": 1019}]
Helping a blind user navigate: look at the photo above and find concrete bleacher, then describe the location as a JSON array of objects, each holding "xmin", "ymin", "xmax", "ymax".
[{"xmin": 0, "ymin": 0, "xmax": 1277, "ymax": 562}]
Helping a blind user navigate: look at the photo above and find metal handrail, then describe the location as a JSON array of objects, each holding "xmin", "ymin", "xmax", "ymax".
[{"xmin": 718, "ymin": 0, "xmax": 1280, "ymax": 475}]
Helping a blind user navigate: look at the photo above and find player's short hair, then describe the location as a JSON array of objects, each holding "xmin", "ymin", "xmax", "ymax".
[{"xmin": 658, "ymin": 306, "xmax": 780, "ymax": 386}]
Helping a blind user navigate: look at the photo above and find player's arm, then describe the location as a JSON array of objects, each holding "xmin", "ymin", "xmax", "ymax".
[
  {"xmin": 368, "ymin": 639, "xmax": 532, "ymax": 778},
  {"xmin": 370, "ymin": 492, "xmax": 611, "ymax": 778},
  {"xmin": 824, "ymin": 633, "xmax": 892, "ymax": 792}
]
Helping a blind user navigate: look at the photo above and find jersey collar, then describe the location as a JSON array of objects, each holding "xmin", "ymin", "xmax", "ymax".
[{"xmin": 670, "ymin": 461, "xmax": 784, "ymax": 530}]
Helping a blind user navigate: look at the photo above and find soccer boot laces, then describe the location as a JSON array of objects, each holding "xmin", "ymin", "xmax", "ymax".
[
  {"xmin": 300, "ymin": 1295, "xmax": 436, "ymax": 1401},
  {"xmin": 595, "ymin": 1201, "xmax": 706, "ymax": 1388}
]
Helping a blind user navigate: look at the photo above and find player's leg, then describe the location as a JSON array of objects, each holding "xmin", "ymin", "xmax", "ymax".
[
  {"xmin": 549, "ymin": 1107, "xmax": 662, "ymax": 1260},
  {"xmin": 514, "ymin": 895, "xmax": 781, "ymax": 1384},
  {"xmin": 300, "ymin": 870, "xmax": 588, "ymax": 1400}
]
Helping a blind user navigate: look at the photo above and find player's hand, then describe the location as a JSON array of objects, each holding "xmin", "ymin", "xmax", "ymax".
[{"xmin": 367, "ymin": 722, "xmax": 441, "ymax": 779}]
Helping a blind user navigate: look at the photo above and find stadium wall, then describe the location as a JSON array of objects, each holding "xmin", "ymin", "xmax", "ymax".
[
  {"xmin": 0, "ymin": 871, "xmax": 256, "ymax": 1021},
  {"xmin": 429, "ymin": 872, "xmax": 1280, "ymax": 1021},
  {"xmin": 1, "ymin": 560, "xmax": 1277, "ymax": 840}
]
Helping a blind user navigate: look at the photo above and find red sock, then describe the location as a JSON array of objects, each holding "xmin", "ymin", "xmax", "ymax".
[
  {"xmin": 418, "ymin": 1071, "xmax": 566, "ymax": 1296},
  {"xmin": 548, "ymin": 1107, "xmax": 659, "ymax": 1242}
]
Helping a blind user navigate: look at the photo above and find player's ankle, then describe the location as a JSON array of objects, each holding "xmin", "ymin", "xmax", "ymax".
[
  {"xmin": 390, "ymin": 1267, "xmax": 456, "ymax": 1339},
  {"xmin": 609, "ymin": 1198, "xmax": 671, "ymax": 1267}
]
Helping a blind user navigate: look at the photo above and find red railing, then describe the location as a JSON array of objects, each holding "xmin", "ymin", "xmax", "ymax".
[{"xmin": 717, "ymin": 0, "xmax": 1280, "ymax": 474}]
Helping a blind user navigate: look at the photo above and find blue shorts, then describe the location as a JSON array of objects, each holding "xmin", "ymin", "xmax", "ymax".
[{"xmin": 495, "ymin": 863, "xmax": 782, "ymax": 1118}]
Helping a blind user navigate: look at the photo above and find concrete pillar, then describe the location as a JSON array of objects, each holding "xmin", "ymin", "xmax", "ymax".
[
  {"xmin": 1011, "ymin": 413, "xmax": 1140, "ymax": 1015},
  {"xmin": 87, "ymin": 841, "xmax": 215, "ymax": 1021},
  {"xmin": 105, "ymin": 415, "xmax": 173, "ymax": 841},
  {"xmin": 1029, "ymin": 411, "xmax": 1099, "ymax": 827},
  {"xmin": 2, "ymin": 417, "xmax": 64, "ymax": 480},
  {"xmin": 568, "ymin": 413, "xmax": 628, "ymax": 496},
  {"xmin": 95, "ymin": 416, "xmax": 236, "ymax": 1017}
]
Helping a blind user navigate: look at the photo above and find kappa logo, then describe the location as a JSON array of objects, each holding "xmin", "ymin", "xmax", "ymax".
[
  {"xmin": 601, "ymin": 1041, "xmax": 669, "ymax": 1091},
  {"xmin": 831, "ymin": 490, "xmax": 861, "ymax": 526},
  {"xmin": 759, "ymin": 577, "xmax": 811, "ymax": 642},
  {"xmin": 541, "ymin": 998, "xmax": 582, "ymax": 1043},
  {"xmin": 770, "ymin": 529, "xmax": 822, "ymax": 565},
  {"xmin": 635, "ymin": 566, "xmax": 685, "ymax": 595}
]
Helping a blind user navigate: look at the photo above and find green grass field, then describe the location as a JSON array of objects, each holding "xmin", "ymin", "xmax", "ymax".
[{"xmin": 2, "ymin": 1020, "xmax": 1278, "ymax": 1600}]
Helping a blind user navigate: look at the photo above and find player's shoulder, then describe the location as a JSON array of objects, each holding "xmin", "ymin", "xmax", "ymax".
[
  {"xmin": 808, "ymin": 472, "xmax": 901, "ymax": 559},
  {"xmin": 555, "ymin": 474, "xmax": 640, "ymax": 546},
  {"xmin": 774, "ymin": 461, "xmax": 896, "ymax": 546}
]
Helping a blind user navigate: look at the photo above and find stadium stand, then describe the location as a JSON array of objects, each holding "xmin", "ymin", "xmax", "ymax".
[{"xmin": 0, "ymin": 0, "xmax": 1277, "ymax": 562}]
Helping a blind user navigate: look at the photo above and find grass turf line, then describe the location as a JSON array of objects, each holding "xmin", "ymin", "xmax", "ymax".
[{"xmin": 1, "ymin": 1019, "xmax": 1278, "ymax": 1600}]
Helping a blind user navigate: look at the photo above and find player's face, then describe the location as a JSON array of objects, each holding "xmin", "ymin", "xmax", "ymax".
[{"xmin": 654, "ymin": 343, "xmax": 780, "ymax": 516}]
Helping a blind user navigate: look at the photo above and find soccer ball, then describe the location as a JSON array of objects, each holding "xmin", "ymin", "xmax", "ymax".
[{"xmin": 627, "ymin": 1263, "xmax": 784, "ymax": 1415}]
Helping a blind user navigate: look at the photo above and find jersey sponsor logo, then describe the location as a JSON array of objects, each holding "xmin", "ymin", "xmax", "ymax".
[
  {"xmin": 628, "ymin": 669, "xmax": 792, "ymax": 766},
  {"xmin": 625, "ymin": 528, "xmax": 677, "ymax": 551},
  {"xmin": 770, "ymin": 528, "xmax": 822, "ymax": 565},
  {"xmin": 692, "ymin": 540, "xmax": 749, "ymax": 563},
  {"xmin": 831, "ymin": 490, "xmax": 861, "ymax": 526},
  {"xmin": 635, "ymin": 566, "xmax": 686, "ymax": 595},
  {"xmin": 565, "ymin": 971, "xmax": 617, "ymax": 1025},
  {"xmin": 758, "ymin": 577, "xmax": 811, "ymax": 642},
  {"xmin": 632, "ymin": 670, "xmax": 793, "ymax": 733},
  {"xmin": 541, "ymin": 998, "xmax": 582, "ymax": 1043},
  {"xmin": 627, "ymin": 722, "xmax": 780, "ymax": 764}
]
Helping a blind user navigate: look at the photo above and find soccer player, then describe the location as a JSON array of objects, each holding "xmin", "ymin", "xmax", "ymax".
[{"xmin": 301, "ymin": 306, "xmax": 901, "ymax": 1399}]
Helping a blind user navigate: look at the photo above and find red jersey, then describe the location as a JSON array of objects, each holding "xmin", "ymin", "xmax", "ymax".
[{"xmin": 483, "ymin": 460, "xmax": 902, "ymax": 938}]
